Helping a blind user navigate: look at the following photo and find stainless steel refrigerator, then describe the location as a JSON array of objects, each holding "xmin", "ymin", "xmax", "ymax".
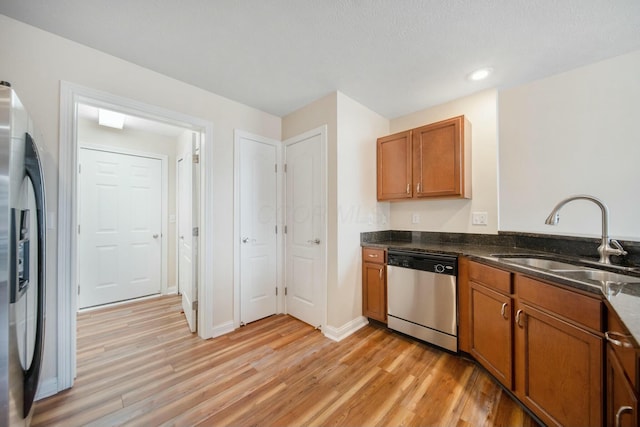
[{"xmin": 0, "ymin": 82, "xmax": 47, "ymax": 427}]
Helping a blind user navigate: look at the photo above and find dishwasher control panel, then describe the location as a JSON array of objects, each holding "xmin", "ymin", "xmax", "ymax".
[{"xmin": 387, "ymin": 250, "xmax": 457, "ymax": 276}]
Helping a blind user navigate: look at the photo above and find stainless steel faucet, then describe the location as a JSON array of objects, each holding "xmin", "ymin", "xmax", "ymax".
[{"xmin": 544, "ymin": 195, "xmax": 627, "ymax": 264}]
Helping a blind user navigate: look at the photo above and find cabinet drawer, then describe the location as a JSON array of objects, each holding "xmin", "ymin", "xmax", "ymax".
[
  {"xmin": 516, "ymin": 275, "xmax": 603, "ymax": 332},
  {"xmin": 608, "ymin": 308, "xmax": 639, "ymax": 390},
  {"xmin": 469, "ymin": 261, "xmax": 512, "ymax": 294},
  {"xmin": 362, "ymin": 247, "xmax": 386, "ymax": 263}
]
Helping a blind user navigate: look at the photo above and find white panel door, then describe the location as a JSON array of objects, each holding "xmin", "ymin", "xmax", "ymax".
[
  {"xmin": 239, "ymin": 136, "xmax": 278, "ymax": 324},
  {"xmin": 177, "ymin": 139, "xmax": 198, "ymax": 332},
  {"xmin": 78, "ymin": 148, "xmax": 162, "ymax": 308},
  {"xmin": 285, "ymin": 130, "xmax": 325, "ymax": 329}
]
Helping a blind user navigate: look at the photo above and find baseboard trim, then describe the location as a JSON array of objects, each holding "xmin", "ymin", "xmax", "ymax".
[
  {"xmin": 35, "ymin": 377, "xmax": 59, "ymax": 400},
  {"xmin": 323, "ymin": 316, "xmax": 369, "ymax": 342},
  {"xmin": 211, "ymin": 320, "xmax": 235, "ymax": 338}
]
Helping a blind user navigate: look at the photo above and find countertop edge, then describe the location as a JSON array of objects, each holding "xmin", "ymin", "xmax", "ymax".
[{"xmin": 363, "ymin": 241, "xmax": 640, "ymax": 347}]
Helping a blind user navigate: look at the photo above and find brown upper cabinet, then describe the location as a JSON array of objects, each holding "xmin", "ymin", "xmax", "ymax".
[{"xmin": 377, "ymin": 115, "xmax": 471, "ymax": 201}]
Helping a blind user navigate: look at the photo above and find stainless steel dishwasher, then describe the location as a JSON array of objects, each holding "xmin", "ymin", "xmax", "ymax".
[{"xmin": 386, "ymin": 250, "xmax": 458, "ymax": 352}]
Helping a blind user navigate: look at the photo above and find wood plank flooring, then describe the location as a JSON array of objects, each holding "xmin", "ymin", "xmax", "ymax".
[{"xmin": 32, "ymin": 295, "xmax": 539, "ymax": 427}]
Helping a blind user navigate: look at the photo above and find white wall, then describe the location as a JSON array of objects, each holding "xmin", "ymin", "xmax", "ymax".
[
  {"xmin": 388, "ymin": 90, "xmax": 499, "ymax": 233},
  {"xmin": 0, "ymin": 15, "xmax": 281, "ymax": 394},
  {"xmin": 499, "ymin": 50, "xmax": 640, "ymax": 241},
  {"xmin": 334, "ymin": 92, "xmax": 389, "ymax": 328},
  {"xmin": 77, "ymin": 117, "xmax": 179, "ymax": 289}
]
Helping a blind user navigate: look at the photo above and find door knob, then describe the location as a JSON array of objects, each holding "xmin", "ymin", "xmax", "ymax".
[
  {"xmin": 242, "ymin": 237, "xmax": 249, "ymax": 243},
  {"xmin": 153, "ymin": 234, "xmax": 159, "ymax": 239},
  {"xmin": 307, "ymin": 238, "xmax": 321, "ymax": 245}
]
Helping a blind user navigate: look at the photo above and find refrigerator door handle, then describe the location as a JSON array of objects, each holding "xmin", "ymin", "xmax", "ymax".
[
  {"xmin": 22, "ymin": 132, "xmax": 46, "ymax": 417},
  {"xmin": 9, "ymin": 208, "xmax": 32, "ymax": 303}
]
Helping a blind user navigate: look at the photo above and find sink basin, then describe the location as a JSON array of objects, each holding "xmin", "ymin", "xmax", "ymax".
[
  {"xmin": 495, "ymin": 257, "xmax": 581, "ymax": 271},
  {"xmin": 492, "ymin": 255, "xmax": 640, "ymax": 286},
  {"xmin": 558, "ymin": 269, "xmax": 640, "ymax": 284}
]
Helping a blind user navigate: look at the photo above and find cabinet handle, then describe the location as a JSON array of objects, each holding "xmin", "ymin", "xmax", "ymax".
[
  {"xmin": 368, "ymin": 254, "xmax": 379, "ymax": 258},
  {"xmin": 606, "ymin": 331, "xmax": 634, "ymax": 348},
  {"xmin": 616, "ymin": 406, "xmax": 633, "ymax": 427},
  {"xmin": 515, "ymin": 309, "xmax": 524, "ymax": 327},
  {"xmin": 416, "ymin": 183, "xmax": 421, "ymax": 193},
  {"xmin": 406, "ymin": 183, "xmax": 410, "ymax": 194},
  {"xmin": 379, "ymin": 268, "xmax": 383, "ymax": 279},
  {"xmin": 500, "ymin": 302, "xmax": 508, "ymax": 319}
]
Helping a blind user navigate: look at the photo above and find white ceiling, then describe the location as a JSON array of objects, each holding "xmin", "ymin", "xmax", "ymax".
[{"xmin": 2, "ymin": 1, "xmax": 640, "ymax": 119}]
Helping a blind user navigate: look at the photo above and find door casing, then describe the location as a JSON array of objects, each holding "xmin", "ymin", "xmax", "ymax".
[
  {"xmin": 177, "ymin": 137, "xmax": 199, "ymax": 332},
  {"xmin": 57, "ymin": 81, "xmax": 215, "ymax": 394}
]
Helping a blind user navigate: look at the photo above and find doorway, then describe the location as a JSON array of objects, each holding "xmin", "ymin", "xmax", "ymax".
[{"xmin": 57, "ymin": 82, "xmax": 215, "ymax": 392}]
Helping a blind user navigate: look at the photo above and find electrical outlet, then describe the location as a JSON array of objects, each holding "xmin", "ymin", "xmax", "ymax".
[
  {"xmin": 412, "ymin": 213, "xmax": 420, "ymax": 224},
  {"xmin": 472, "ymin": 211, "xmax": 488, "ymax": 226}
]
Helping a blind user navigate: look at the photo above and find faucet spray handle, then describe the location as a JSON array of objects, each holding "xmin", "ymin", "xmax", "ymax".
[{"xmin": 609, "ymin": 239, "xmax": 628, "ymax": 256}]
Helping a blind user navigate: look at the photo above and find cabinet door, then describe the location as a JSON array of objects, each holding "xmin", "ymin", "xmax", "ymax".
[
  {"xmin": 515, "ymin": 303, "xmax": 603, "ymax": 427},
  {"xmin": 469, "ymin": 281, "xmax": 513, "ymax": 388},
  {"xmin": 362, "ymin": 261, "xmax": 386, "ymax": 322},
  {"xmin": 377, "ymin": 130, "xmax": 412, "ymax": 200},
  {"xmin": 412, "ymin": 116, "xmax": 466, "ymax": 198},
  {"xmin": 607, "ymin": 345, "xmax": 638, "ymax": 427}
]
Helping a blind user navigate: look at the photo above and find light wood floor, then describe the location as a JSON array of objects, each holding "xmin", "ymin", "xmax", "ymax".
[{"xmin": 32, "ymin": 295, "xmax": 539, "ymax": 427}]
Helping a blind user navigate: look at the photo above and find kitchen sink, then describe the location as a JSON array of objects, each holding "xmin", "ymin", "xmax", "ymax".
[
  {"xmin": 491, "ymin": 254, "xmax": 640, "ymax": 285},
  {"xmin": 495, "ymin": 257, "xmax": 580, "ymax": 271},
  {"xmin": 557, "ymin": 269, "xmax": 640, "ymax": 284}
]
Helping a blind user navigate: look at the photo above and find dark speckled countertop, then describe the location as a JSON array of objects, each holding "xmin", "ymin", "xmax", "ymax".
[{"xmin": 362, "ymin": 230, "xmax": 640, "ymax": 346}]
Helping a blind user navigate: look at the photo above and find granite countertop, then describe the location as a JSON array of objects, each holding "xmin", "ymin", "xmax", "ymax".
[{"xmin": 361, "ymin": 231, "xmax": 640, "ymax": 347}]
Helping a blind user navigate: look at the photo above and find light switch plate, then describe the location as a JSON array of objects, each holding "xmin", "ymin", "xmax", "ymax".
[{"xmin": 412, "ymin": 213, "xmax": 420, "ymax": 224}]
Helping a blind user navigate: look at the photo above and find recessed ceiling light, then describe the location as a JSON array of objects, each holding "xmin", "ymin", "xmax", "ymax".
[
  {"xmin": 98, "ymin": 108, "xmax": 125, "ymax": 129},
  {"xmin": 468, "ymin": 67, "xmax": 493, "ymax": 81}
]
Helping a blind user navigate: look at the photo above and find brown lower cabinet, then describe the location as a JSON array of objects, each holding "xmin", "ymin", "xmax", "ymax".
[
  {"xmin": 607, "ymin": 345, "xmax": 638, "ymax": 427},
  {"xmin": 461, "ymin": 258, "xmax": 604, "ymax": 427},
  {"xmin": 469, "ymin": 278, "xmax": 513, "ymax": 388},
  {"xmin": 362, "ymin": 247, "xmax": 387, "ymax": 323},
  {"xmin": 515, "ymin": 302, "xmax": 602, "ymax": 427},
  {"xmin": 606, "ymin": 304, "xmax": 640, "ymax": 427}
]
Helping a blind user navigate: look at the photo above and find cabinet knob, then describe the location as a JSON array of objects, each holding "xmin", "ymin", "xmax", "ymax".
[
  {"xmin": 500, "ymin": 302, "xmax": 508, "ymax": 319},
  {"xmin": 616, "ymin": 406, "xmax": 633, "ymax": 427}
]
